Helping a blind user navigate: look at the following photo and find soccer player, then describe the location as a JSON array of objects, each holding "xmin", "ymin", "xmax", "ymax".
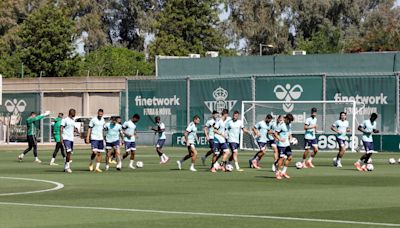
[
  {"xmin": 354, "ymin": 113, "xmax": 379, "ymax": 171},
  {"xmin": 50, "ymin": 113, "xmax": 65, "ymax": 166},
  {"xmin": 331, "ymin": 112, "xmax": 351, "ymax": 168},
  {"xmin": 122, "ymin": 114, "xmax": 140, "ymax": 169},
  {"xmin": 201, "ymin": 110, "xmax": 219, "ymax": 165},
  {"xmin": 210, "ymin": 109, "xmax": 231, "ymax": 172},
  {"xmin": 302, "ymin": 107, "xmax": 318, "ymax": 168},
  {"xmin": 86, "ymin": 109, "xmax": 105, "ymax": 172},
  {"xmin": 177, "ymin": 115, "xmax": 201, "ymax": 171},
  {"xmin": 274, "ymin": 113, "xmax": 294, "ymax": 179},
  {"xmin": 18, "ymin": 111, "xmax": 50, "ymax": 163},
  {"xmin": 151, "ymin": 116, "xmax": 169, "ymax": 164},
  {"xmin": 249, "ymin": 114, "xmax": 277, "ymax": 170},
  {"xmin": 104, "ymin": 117, "xmax": 124, "ymax": 171},
  {"xmin": 61, "ymin": 109, "xmax": 77, "ymax": 173},
  {"xmin": 227, "ymin": 111, "xmax": 248, "ymax": 171}
]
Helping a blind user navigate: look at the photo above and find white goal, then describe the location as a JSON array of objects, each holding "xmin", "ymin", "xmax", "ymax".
[{"xmin": 240, "ymin": 100, "xmax": 366, "ymax": 152}]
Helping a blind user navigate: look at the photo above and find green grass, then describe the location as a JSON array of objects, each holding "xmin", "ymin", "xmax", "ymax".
[{"xmin": 1, "ymin": 146, "xmax": 400, "ymax": 227}]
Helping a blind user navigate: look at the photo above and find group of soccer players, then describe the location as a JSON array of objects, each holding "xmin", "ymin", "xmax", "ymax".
[{"xmin": 18, "ymin": 106, "xmax": 380, "ymax": 177}]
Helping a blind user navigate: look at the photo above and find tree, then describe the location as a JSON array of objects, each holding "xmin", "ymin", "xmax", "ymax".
[
  {"xmin": 80, "ymin": 46, "xmax": 153, "ymax": 76},
  {"xmin": 149, "ymin": 0, "xmax": 234, "ymax": 58},
  {"xmin": 298, "ymin": 24, "xmax": 343, "ymax": 54},
  {"xmin": 17, "ymin": 4, "xmax": 78, "ymax": 76},
  {"xmin": 227, "ymin": 0, "xmax": 292, "ymax": 55},
  {"xmin": 345, "ymin": 2, "xmax": 400, "ymax": 52}
]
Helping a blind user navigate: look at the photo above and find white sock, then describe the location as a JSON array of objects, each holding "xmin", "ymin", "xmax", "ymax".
[
  {"xmin": 20, "ymin": 153, "xmax": 24, "ymax": 158},
  {"xmin": 96, "ymin": 162, "xmax": 100, "ymax": 169},
  {"xmin": 190, "ymin": 163, "xmax": 195, "ymax": 169},
  {"xmin": 282, "ymin": 166, "xmax": 288, "ymax": 173},
  {"xmin": 130, "ymin": 160, "xmax": 134, "ymax": 166},
  {"xmin": 50, "ymin": 158, "xmax": 55, "ymax": 163},
  {"xmin": 235, "ymin": 162, "xmax": 240, "ymax": 170},
  {"xmin": 162, "ymin": 153, "xmax": 168, "ymax": 159},
  {"xmin": 64, "ymin": 162, "xmax": 70, "ymax": 170},
  {"xmin": 160, "ymin": 154, "xmax": 165, "ymax": 162},
  {"xmin": 35, "ymin": 157, "xmax": 39, "ymax": 160},
  {"xmin": 309, "ymin": 157, "xmax": 314, "ymax": 162}
]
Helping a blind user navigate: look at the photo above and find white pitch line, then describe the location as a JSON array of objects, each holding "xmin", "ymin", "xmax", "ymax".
[
  {"xmin": 0, "ymin": 177, "xmax": 64, "ymax": 196},
  {"xmin": 0, "ymin": 202, "xmax": 399, "ymax": 227}
]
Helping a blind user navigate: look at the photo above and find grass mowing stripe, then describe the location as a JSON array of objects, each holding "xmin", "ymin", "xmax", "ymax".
[{"xmin": 0, "ymin": 202, "xmax": 399, "ymax": 227}]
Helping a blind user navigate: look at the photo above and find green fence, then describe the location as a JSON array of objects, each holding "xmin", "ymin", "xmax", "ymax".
[
  {"xmin": 123, "ymin": 72, "xmax": 400, "ymax": 152},
  {"xmin": 157, "ymin": 53, "xmax": 400, "ymax": 79}
]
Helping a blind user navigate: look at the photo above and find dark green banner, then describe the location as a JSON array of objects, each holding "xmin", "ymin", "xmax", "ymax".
[
  {"xmin": 326, "ymin": 76, "xmax": 397, "ymax": 133},
  {"xmin": 127, "ymin": 80, "xmax": 187, "ymax": 131},
  {"xmin": 190, "ymin": 78, "xmax": 252, "ymax": 121},
  {"xmin": 0, "ymin": 93, "xmax": 41, "ymax": 142}
]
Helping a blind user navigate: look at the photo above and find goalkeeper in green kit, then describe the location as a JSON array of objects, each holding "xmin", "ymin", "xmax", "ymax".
[
  {"xmin": 50, "ymin": 113, "xmax": 65, "ymax": 165},
  {"xmin": 18, "ymin": 110, "xmax": 51, "ymax": 163}
]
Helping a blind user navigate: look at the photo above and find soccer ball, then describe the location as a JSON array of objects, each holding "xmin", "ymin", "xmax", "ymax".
[
  {"xmin": 366, "ymin": 164, "xmax": 374, "ymax": 171},
  {"xmin": 295, "ymin": 162, "xmax": 303, "ymax": 169},
  {"xmin": 332, "ymin": 157, "xmax": 337, "ymax": 166},
  {"xmin": 290, "ymin": 138, "xmax": 298, "ymax": 145},
  {"xmin": 389, "ymin": 158, "xmax": 396, "ymax": 164},
  {"xmin": 225, "ymin": 164, "xmax": 234, "ymax": 172},
  {"xmin": 136, "ymin": 161, "xmax": 144, "ymax": 168},
  {"xmin": 398, "ymin": 158, "xmax": 400, "ymax": 163}
]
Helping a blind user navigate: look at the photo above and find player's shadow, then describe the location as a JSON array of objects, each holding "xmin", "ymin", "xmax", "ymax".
[{"xmin": 255, "ymin": 175, "xmax": 277, "ymax": 179}]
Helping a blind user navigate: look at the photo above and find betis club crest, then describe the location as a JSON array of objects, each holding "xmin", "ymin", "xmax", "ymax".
[{"xmin": 204, "ymin": 87, "xmax": 237, "ymax": 113}]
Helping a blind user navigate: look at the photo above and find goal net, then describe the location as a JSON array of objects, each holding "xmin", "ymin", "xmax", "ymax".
[{"xmin": 240, "ymin": 100, "xmax": 365, "ymax": 152}]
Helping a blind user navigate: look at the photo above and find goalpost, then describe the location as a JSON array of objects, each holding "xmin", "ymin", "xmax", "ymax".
[{"xmin": 240, "ymin": 100, "xmax": 366, "ymax": 152}]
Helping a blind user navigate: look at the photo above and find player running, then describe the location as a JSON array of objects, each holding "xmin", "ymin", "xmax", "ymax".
[
  {"xmin": 104, "ymin": 117, "xmax": 124, "ymax": 171},
  {"xmin": 331, "ymin": 112, "xmax": 351, "ymax": 168},
  {"xmin": 50, "ymin": 113, "xmax": 65, "ymax": 166},
  {"xmin": 302, "ymin": 107, "xmax": 318, "ymax": 168},
  {"xmin": 18, "ymin": 111, "xmax": 50, "ymax": 163},
  {"xmin": 61, "ymin": 109, "xmax": 77, "ymax": 173},
  {"xmin": 201, "ymin": 111, "xmax": 219, "ymax": 165},
  {"xmin": 177, "ymin": 115, "xmax": 201, "ymax": 171},
  {"xmin": 354, "ymin": 113, "xmax": 379, "ymax": 171},
  {"xmin": 86, "ymin": 109, "xmax": 105, "ymax": 172},
  {"xmin": 274, "ymin": 114, "xmax": 294, "ymax": 180},
  {"xmin": 227, "ymin": 111, "xmax": 248, "ymax": 171},
  {"xmin": 152, "ymin": 116, "xmax": 169, "ymax": 164},
  {"xmin": 210, "ymin": 109, "xmax": 231, "ymax": 172},
  {"xmin": 249, "ymin": 114, "xmax": 277, "ymax": 170},
  {"xmin": 122, "ymin": 114, "xmax": 140, "ymax": 169}
]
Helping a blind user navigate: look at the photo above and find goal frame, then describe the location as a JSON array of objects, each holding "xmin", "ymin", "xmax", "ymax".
[{"xmin": 240, "ymin": 100, "xmax": 364, "ymax": 152}]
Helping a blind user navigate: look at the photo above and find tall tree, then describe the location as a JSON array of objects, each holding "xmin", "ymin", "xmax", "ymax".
[
  {"xmin": 149, "ymin": 0, "xmax": 233, "ymax": 57},
  {"xmin": 79, "ymin": 46, "xmax": 153, "ymax": 76},
  {"xmin": 227, "ymin": 0, "xmax": 292, "ymax": 55},
  {"xmin": 17, "ymin": 4, "xmax": 78, "ymax": 76}
]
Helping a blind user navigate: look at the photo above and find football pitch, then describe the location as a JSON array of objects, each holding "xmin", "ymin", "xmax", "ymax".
[{"xmin": 1, "ymin": 146, "xmax": 400, "ymax": 228}]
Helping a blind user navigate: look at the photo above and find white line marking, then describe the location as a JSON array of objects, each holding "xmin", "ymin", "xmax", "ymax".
[
  {"xmin": 0, "ymin": 202, "xmax": 398, "ymax": 227},
  {"xmin": 0, "ymin": 177, "xmax": 64, "ymax": 196}
]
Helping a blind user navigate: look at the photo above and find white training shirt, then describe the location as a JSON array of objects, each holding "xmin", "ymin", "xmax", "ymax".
[
  {"xmin": 205, "ymin": 118, "xmax": 216, "ymax": 139},
  {"xmin": 122, "ymin": 120, "xmax": 136, "ymax": 142},
  {"xmin": 214, "ymin": 117, "xmax": 231, "ymax": 144},
  {"xmin": 61, "ymin": 117, "xmax": 75, "ymax": 142},
  {"xmin": 304, "ymin": 117, "xmax": 317, "ymax": 140},
  {"xmin": 333, "ymin": 120, "xmax": 350, "ymax": 140},
  {"xmin": 186, "ymin": 122, "xmax": 198, "ymax": 144},
  {"xmin": 88, "ymin": 117, "xmax": 105, "ymax": 141},
  {"xmin": 156, "ymin": 122, "xmax": 166, "ymax": 140},
  {"xmin": 275, "ymin": 122, "xmax": 292, "ymax": 147},
  {"xmin": 361, "ymin": 119, "xmax": 377, "ymax": 142},
  {"xmin": 226, "ymin": 119, "xmax": 244, "ymax": 144}
]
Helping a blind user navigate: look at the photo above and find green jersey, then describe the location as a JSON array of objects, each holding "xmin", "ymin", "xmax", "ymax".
[
  {"xmin": 53, "ymin": 117, "xmax": 62, "ymax": 142},
  {"xmin": 26, "ymin": 114, "xmax": 46, "ymax": 136}
]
